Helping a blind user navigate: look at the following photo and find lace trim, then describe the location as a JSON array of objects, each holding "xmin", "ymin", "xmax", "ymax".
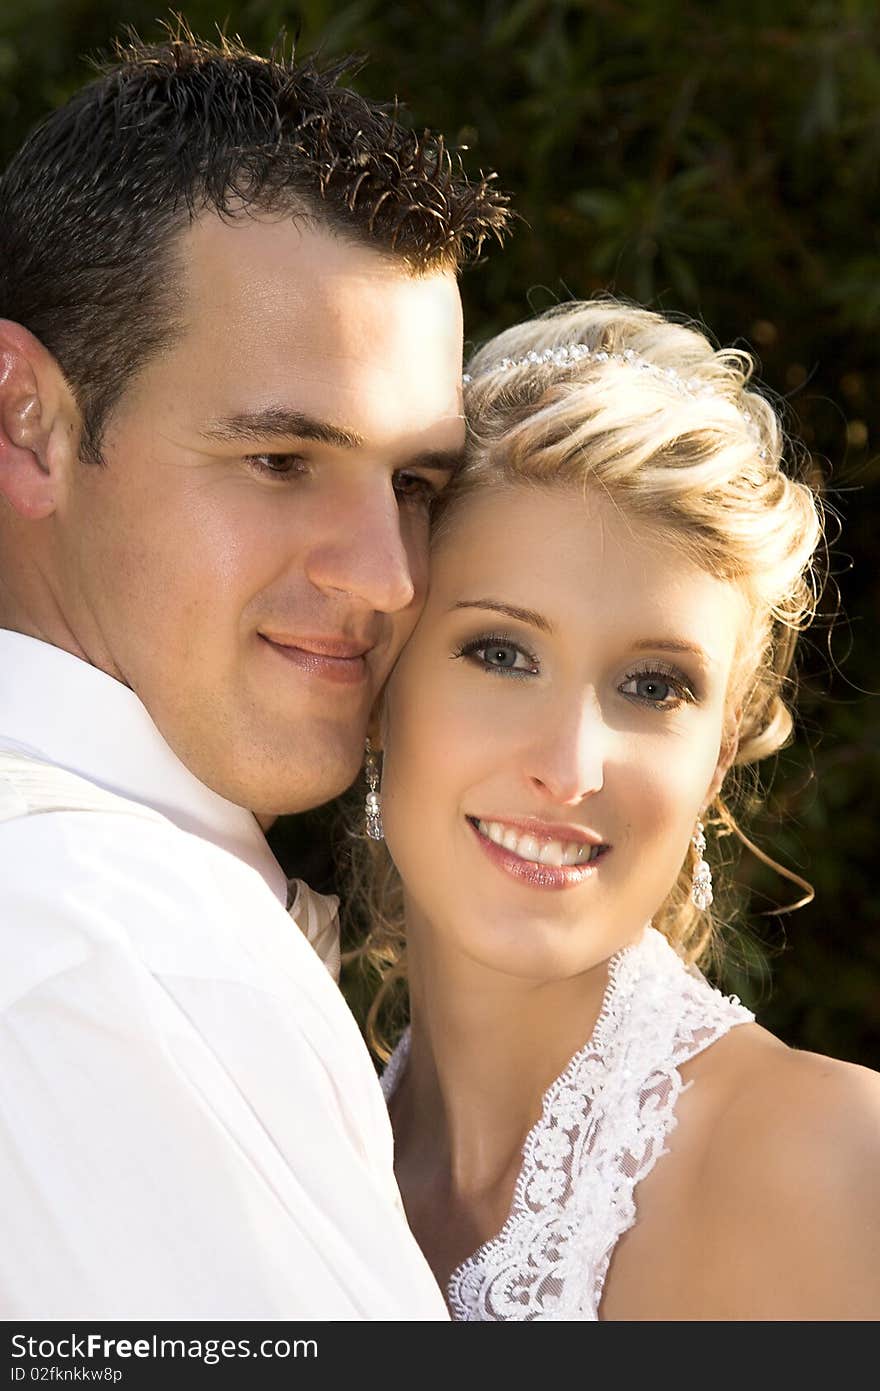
[
  {"xmin": 447, "ymin": 937, "xmax": 647, "ymax": 1321},
  {"xmin": 382, "ymin": 928, "xmax": 753, "ymax": 1321}
]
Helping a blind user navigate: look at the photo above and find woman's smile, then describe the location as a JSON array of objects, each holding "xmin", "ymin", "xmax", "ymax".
[{"xmin": 466, "ymin": 815, "xmax": 609, "ymax": 890}]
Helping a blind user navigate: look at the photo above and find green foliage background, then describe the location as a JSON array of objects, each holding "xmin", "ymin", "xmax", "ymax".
[{"xmin": 2, "ymin": 0, "xmax": 878, "ymax": 1066}]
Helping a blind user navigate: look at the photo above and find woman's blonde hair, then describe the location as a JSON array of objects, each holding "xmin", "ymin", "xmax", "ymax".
[{"xmin": 346, "ymin": 299, "xmax": 826, "ymax": 1059}]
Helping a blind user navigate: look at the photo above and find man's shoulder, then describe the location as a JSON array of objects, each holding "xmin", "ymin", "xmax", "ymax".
[
  {"xmin": 0, "ymin": 793, "xmax": 272, "ymax": 895},
  {"xmin": 0, "ymin": 806, "xmax": 294, "ymax": 1010}
]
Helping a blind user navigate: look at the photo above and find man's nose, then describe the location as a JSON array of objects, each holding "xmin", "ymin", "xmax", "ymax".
[
  {"xmin": 304, "ymin": 476, "xmax": 417, "ymax": 614},
  {"xmin": 525, "ymin": 695, "xmax": 606, "ymax": 805}
]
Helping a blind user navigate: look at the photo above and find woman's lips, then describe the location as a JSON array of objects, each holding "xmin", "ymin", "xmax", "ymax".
[
  {"xmin": 259, "ymin": 633, "xmax": 370, "ymax": 686},
  {"xmin": 467, "ymin": 817, "xmax": 609, "ymax": 890}
]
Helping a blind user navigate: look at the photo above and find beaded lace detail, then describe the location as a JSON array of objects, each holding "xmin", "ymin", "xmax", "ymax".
[{"xmin": 381, "ymin": 927, "xmax": 753, "ymax": 1320}]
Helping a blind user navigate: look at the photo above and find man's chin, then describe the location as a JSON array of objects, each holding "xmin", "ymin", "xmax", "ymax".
[
  {"xmin": 174, "ymin": 713, "xmax": 367, "ymax": 818},
  {"xmin": 245, "ymin": 750, "xmax": 367, "ymax": 822}
]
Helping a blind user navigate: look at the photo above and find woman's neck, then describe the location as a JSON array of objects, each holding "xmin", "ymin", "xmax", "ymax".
[{"xmin": 392, "ymin": 919, "xmax": 621, "ymax": 1199}]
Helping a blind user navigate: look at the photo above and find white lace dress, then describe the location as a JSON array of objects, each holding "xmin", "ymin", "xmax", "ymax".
[{"xmin": 381, "ymin": 927, "xmax": 753, "ymax": 1320}]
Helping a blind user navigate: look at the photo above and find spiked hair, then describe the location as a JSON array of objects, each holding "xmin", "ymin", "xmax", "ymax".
[{"xmin": 0, "ymin": 29, "xmax": 510, "ymax": 462}]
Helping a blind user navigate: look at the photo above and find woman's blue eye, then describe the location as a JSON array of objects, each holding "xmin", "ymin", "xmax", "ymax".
[
  {"xmin": 455, "ymin": 635, "xmax": 539, "ymax": 675},
  {"xmin": 484, "ymin": 644, "xmax": 521, "ymax": 668},
  {"xmin": 620, "ymin": 669, "xmax": 692, "ymax": 708},
  {"xmin": 635, "ymin": 675, "xmax": 672, "ymax": 701}
]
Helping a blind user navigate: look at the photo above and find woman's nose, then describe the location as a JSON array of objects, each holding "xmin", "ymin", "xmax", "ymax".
[{"xmin": 525, "ymin": 697, "xmax": 605, "ymax": 805}]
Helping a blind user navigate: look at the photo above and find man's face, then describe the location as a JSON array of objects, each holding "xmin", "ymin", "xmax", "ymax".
[{"xmin": 54, "ymin": 216, "xmax": 465, "ymax": 813}]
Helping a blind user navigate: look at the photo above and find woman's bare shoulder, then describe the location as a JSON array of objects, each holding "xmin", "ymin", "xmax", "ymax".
[
  {"xmin": 700, "ymin": 1023, "xmax": 880, "ymax": 1161},
  {"xmin": 682, "ymin": 1024, "xmax": 880, "ymax": 1319}
]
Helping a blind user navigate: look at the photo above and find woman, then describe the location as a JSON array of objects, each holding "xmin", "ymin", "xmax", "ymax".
[{"xmin": 350, "ymin": 300, "xmax": 880, "ymax": 1320}]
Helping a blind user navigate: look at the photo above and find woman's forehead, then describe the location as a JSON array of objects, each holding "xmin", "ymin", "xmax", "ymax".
[{"xmin": 427, "ymin": 482, "xmax": 746, "ymax": 662}]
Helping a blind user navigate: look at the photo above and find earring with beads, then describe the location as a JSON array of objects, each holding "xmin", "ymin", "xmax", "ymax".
[
  {"xmin": 364, "ymin": 739, "xmax": 384, "ymax": 841},
  {"xmin": 691, "ymin": 819, "xmax": 713, "ymax": 910}
]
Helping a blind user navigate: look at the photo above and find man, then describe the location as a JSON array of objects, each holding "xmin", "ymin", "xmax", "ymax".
[{"xmin": 0, "ymin": 31, "xmax": 508, "ymax": 1318}]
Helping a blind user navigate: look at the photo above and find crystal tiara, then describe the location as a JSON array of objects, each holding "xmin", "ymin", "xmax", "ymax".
[{"xmin": 462, "ymin": 342, "xmax": 768, "ymax": 459}]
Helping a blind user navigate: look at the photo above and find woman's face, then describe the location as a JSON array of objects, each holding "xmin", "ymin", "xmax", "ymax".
[{"xmin": 380, "ymin": 483, "xmax": 745, "ymax": 980}]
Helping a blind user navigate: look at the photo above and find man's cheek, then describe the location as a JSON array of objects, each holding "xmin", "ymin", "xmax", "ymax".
[
  {"xmin": 379, "ymin": 611, "xmax": 423, "ymax": 685},
  {"xmin": 403, "ymin": 514, "xmax": 432, "ymax": 596}
]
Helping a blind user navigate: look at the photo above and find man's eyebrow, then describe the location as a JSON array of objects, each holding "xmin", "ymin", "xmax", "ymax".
[
  {"xmin": 201, "ymin": 408, "xmax": 364, "ymax": 450},
  {"xmin": 201, "ymin": 408, "xmax": 464, "ymax": 474},
  {"xmin": 451, "ymin": 599, "xmax": 554, "ymax": 634}
]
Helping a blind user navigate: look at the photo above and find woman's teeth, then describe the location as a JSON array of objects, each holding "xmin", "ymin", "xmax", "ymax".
[{"xmin": 475, "ymin": 819, "xmax": 601, "ymax": 867}]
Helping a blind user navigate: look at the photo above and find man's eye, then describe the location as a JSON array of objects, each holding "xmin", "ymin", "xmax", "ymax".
[
  {"xmin": 245, "ymin": 454, "xmax": 309, "ymax": 478},
  {"xmin": 393, "ymin": 473, "xmax": 439, "ymax": 506}
]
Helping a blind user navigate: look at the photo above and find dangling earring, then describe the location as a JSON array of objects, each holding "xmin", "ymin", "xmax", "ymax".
[
  {"xmin": 364, "ymin": 738, "xmax": 384, "ymax": 841},
  {"xmin": 691, "ymin": 819, "xmax": 713, "ymax": 910}
]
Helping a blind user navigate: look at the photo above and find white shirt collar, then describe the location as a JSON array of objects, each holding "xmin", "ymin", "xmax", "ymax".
[{"xmin": 0, "ymin": 629, "xmax": 288, "ymax": 905}]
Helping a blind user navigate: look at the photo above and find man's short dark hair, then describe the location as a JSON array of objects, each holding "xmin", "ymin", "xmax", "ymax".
[{"xmin": 0, "ymin": 29, "xmax": 510, "ymax": 464}]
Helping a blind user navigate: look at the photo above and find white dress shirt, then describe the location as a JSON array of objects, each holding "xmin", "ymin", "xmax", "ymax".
[{"xmin": 0, "ymin": 630, "xmax": 447, "ymax": 1320}]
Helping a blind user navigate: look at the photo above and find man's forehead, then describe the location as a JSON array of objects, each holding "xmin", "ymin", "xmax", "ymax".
[
  {"xmin": 180, "ymin": 209, "xmax": 461, "ymax": 309},
  {"xmin": 164, "ymin": 213, "xmax": 466, "ymax": 445}
]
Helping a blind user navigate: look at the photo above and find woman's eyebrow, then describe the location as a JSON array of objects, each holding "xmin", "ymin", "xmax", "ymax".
[
  {"xmin": 630, "ymin": 638, "xmax": 714, "ymax": 665},
  {"xmin": 449, "ymin": 607, "xmax": 716, "ymax": 667},
  {"xmin": 450, "ymin": 604, "xmax": 717, "ymax": 667},
  {"xmin": 450, "ymin": 598, "xmax": 554, "ymax": 635}
]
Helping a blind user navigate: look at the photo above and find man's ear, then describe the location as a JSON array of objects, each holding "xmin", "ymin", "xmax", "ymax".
[{"xmin": 0, "ymin": 320, "xmax": 78, "ymax": 520}]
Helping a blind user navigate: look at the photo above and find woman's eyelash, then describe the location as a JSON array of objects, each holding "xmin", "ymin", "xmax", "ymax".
[
  {"xmin": 620, "ymin": 661, "xmax": 696, "ymax": 709},
  {"xmin": 453, "ymin": 633, "xmax": 540, "ymax": 676}
]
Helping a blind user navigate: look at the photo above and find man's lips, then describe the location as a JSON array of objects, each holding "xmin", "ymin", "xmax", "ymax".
[{"xmin": 258, "ymin": 632, "xmax": 373, "ymax": 686}]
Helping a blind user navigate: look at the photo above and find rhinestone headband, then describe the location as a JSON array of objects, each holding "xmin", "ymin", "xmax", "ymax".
[{"xmin": 463, "ymin": 342, "xmax": 767, "ymax": 459}]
